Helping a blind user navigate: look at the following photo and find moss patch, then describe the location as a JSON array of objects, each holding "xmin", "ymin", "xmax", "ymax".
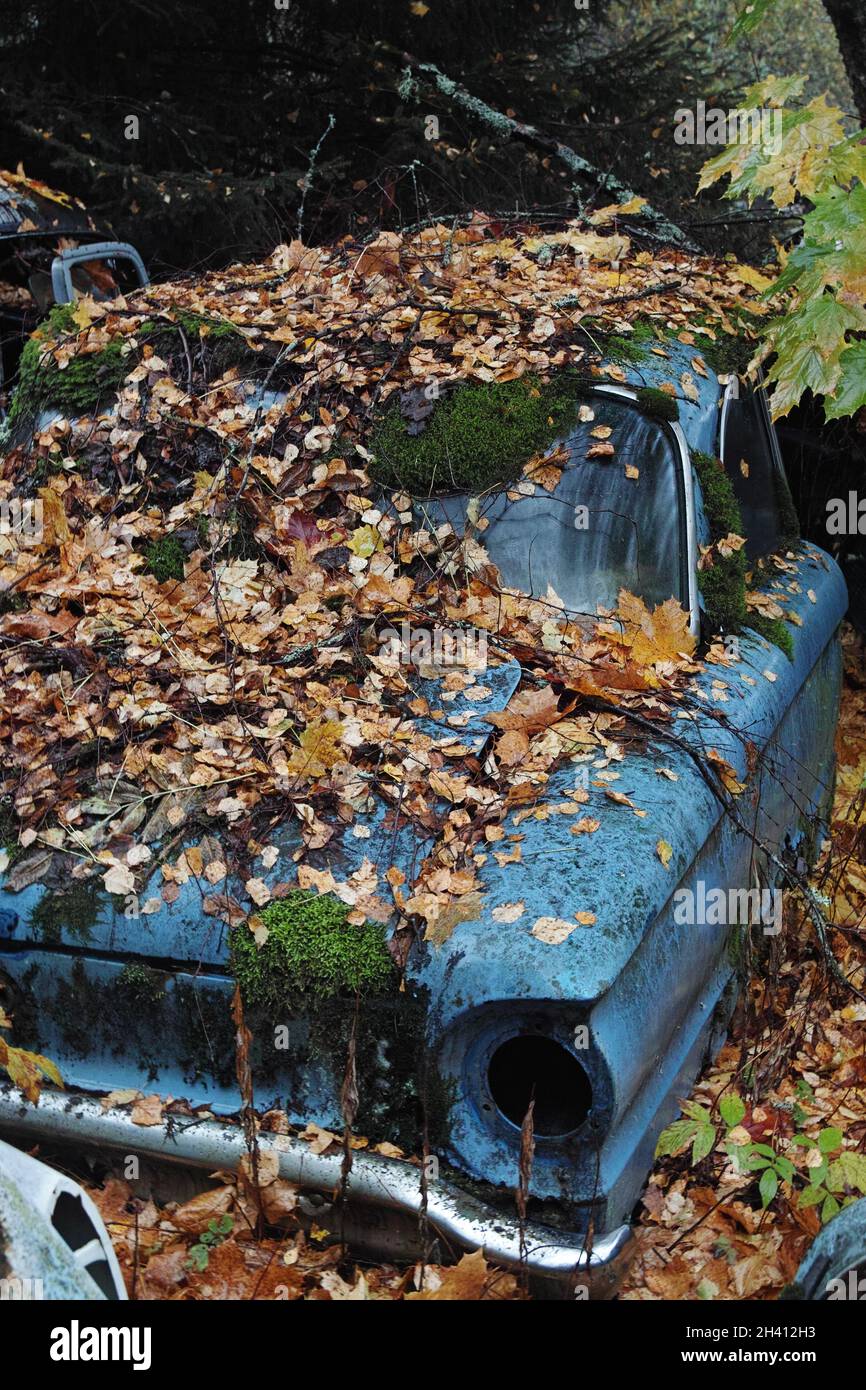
[
  {"xmin": 115, "ymin": 962, "xmax": 167, "ymax": 1005},
  {"xmin": 746, "ymin": 613, "xmax": 794, "ymax": 661},
  {"xmin": 143, "ymin": 535, "xmax": 186, "ymax": 583},
  {"xmin": 8, "ymin": 305, "xmax": 130, "ymax": 427},
  {"xmin": 693, "ymin": 450, "xmax": 793, "ymax": 658},
  {"xmin": 138, "ymin": 311, "xmax": 253, "ymax": 378},
  {"xmin": 231, "ymin": 890, "xmax": 394, "ymax": 1007},
  {"xmin": 370, "ymin": 376, "xmax": 579, "ymax": 496},
  {"xmin": 692, "ymin": 450, "xmax": 748, "ymax": 634},
  {"xmin": 27, "ymin": 882, "xmax": 102, "ymax": 946},
  {"xmin": 691, "ymin": 330, "xmax": 751, "ymax": 377},
  {"xmin": 0, "ymin": 799, "xmax": 22, "ymax": 864},
  {"xmin": 578, "ymin": 316, "xmax": 660, "ymax": 367},
  {"xmin": 636, "ymin": 386, "xmax": 680, "ymax": 423},
  {"xmin": 7, "ymin": 307, "xmax": 255, "ymax": 431}
]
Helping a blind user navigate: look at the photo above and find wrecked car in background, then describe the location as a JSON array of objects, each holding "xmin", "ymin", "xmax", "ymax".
[
  {"xmin": 0, "ymin": 216, "xmax": 846, "ymax": 1295},
  {"xmin": 0, "ymin": 168, "xmax": 147, "ymax": 408}
]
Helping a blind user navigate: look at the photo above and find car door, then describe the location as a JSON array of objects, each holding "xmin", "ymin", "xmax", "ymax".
[{"xmin": 720, "ymin": 379, "xmax": 844, "ymax": 866}]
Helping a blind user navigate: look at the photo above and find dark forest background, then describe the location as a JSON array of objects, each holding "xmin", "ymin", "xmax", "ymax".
[{"xmin": 0, "ymin": 0, "xmax": 859, "ymax": 274}]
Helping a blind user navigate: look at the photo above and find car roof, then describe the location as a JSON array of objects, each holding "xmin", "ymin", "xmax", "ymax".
[
  {"xmin": 613, "ymin": 335, "xmax": 725, "ymax": 457},
  {"xmin": 0, "ymin": 169, "xmax": 98, "ymax": 242}
]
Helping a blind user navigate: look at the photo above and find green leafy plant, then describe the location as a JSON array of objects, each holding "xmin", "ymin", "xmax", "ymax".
[
  {"xmin": 790, "ymin": 1130, "xmax": 866, "ymax": 1223},
  {"xmin": 726, "ymin": 1135, "xmax": 796, "ymax": 1209},
  {"xmin": 656, "ymin": 1090, "xmax": 866, "ymax": 1221},
  {"xmin": 698, "ymin": 73, "xmax": 866, "ymax": 422},
  {"xmin": 655, "ymin": 1100, "xmax": 718, "ymax": 1165},
  {"xmin": 186, "ymin": 1214, "xmax": 233, "ymax": 1272}
]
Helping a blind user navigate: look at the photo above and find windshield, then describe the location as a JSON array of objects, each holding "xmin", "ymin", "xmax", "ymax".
[{"xmin": 414, "ymin": 393, "xmax": 687, "ymax": 620}]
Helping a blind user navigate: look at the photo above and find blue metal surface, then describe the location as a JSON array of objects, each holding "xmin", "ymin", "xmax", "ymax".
[
  {"xmin": 791, "ymin": 1197, "xmax": 866, "ymax": 1299},
  {"xmin": 424, "ymin": 550, "xmax": 845, "ymax": 1223},
  {"xmin": 617, "ymin": 335, "xmax": 725, "ymax": 458},
  {"xmin": 0, "ymin": 367, "xmax": 848, "ymax": 1243}
]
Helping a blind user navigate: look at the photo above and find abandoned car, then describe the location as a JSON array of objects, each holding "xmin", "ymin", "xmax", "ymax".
[
  {"xmin": 0, "ymin": 221, "xmax": 847, "ymax": 1295},
  {"xmin": 0, "ymin": 168, "xmax": 147, "ymax": 409}
]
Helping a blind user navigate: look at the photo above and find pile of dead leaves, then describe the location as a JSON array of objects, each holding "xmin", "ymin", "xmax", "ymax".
[{"xmin": 85, "ymin": 1169, "xmax": 521, "ymax": 1301}]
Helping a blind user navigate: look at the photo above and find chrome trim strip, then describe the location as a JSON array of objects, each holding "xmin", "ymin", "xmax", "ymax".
[
  {"xmin": 0, "ymin": 1087, "xmax": 634, "ymax": 1296},
  {"xmin": 718, "ymin": 374, "xmax": 739, "ymax": 463}
]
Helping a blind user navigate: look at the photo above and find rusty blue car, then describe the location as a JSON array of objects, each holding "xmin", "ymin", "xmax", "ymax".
[{"xmin": 0, "ymin": 337, "xmax": 847, "ymax": 1297}]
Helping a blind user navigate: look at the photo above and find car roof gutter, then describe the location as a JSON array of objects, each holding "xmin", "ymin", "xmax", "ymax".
[{"xmin": 0, "ymin": 228, "xmax": 103, "ymax": 246}]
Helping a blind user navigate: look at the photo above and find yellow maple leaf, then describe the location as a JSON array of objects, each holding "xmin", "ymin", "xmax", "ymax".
[
  {"xmin": 347, "ymin": 524, "xmax": 382, "ymax": 558},
  {"xmin": 286, "ymin": 718, "xmax": 345, "ymax": 779},
  {"xmin": 588, "ymin": 196, "xmax": 648, "ymax": 226},
  {"xmin": 0, "ymin": 1036, "xmax": 63, "ymax": 1103},
  {"xmin": 733, "ymin": 263, "xmax": 774, "ymax": 294},
  {"xmin": 69, "ymin": 296, "xmax": 101, "ymax": 331},
  {"xmin": 610, "ymin": 590, "xmax": 697, "ymax": 667}
]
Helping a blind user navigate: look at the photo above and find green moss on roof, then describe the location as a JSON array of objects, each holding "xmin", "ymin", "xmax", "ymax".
[
  {"xmin": 692, "ymin": 449, "xmax": 749, "ymax": 634},
  {"xmin": 8, "ymin": 304, "xmax": 130, "ymax": 427},
  {"xmin": 689, "ymin": 310, "xmax": 763, "ymax": 377},
  {"xmin": 635, "ymin": 386, "xmax": 680, "ymax": 423},
  {"xmin": 370, "ymin": 375, "xmax": 579, "ymax": 496},
  {"xmin": 7, "ymin": 306, "xmax": 255, "ymax": 431},
  {"xmin": 577, "ymin": 316, "xmax": 661, "ymax": 367},
  {"xmin": 230, "ymin": 890, "xmax": 394, "ymax": 1008},
  {"xmin": 578, "ymin": 309, "xmax": 756, "ymax": 381},
  {"xmin": 139, "ymin": 311, "xmax": 253, "ymax": 376}
]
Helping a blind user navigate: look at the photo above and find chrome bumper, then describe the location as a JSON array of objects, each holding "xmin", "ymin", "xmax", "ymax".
[{"xmin": 0, "ymin": 1086, "xmax": 634, "ymax": 1297}]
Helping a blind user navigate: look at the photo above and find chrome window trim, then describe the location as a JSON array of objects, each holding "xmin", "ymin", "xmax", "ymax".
[
  {"xmin": 718, "ymin": 373, "xmax": 739, "ymax": 462},
  {"xmin": 593, "ymin": 383, "xmax": 701, "ymax": 638},
  {"xmin": 718, "ymin": 369, "xmax": 786, "ymax": 479}
]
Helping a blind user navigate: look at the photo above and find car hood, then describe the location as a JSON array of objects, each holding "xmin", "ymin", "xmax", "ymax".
[{"xmin": 0, "ymin": 543, "xmax": 847, "ymax": 1013}]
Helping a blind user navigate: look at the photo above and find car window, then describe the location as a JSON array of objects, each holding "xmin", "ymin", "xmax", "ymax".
[
  {"xmin": 721, "ymin": 387, "xmax": 787, "ymax": 560},
  {"xmin": 413, "ymin": 395, "xmax": 686, "ymax": 621},
  {"xmin": 67, "ymin": 252, "xmax": 142, "ymax": 301}
]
